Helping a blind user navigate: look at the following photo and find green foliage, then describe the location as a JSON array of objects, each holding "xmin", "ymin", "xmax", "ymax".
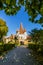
[
  {"xmin": 0, "ymin": 42, "xmax": 3, "ymax": 45},
  {"xmin": 30, "ymin": 29, "xmax": 43, "ymax": 44},
  {"xmin": 0, "ymin": 44, "xmax": 15, "ymax": 55},
  {"xmin": 0, "ymin": 0, "xmax": 43, "ymax": 24},
  {"xmin": 14, "ymin": 36, "xmax": 19, "ymax": 47},
  {"xmin": 3, "ymin": 44, "xmax": 15, "ymax": 51},
  {"xmin": 14, "ymin": 36, "xmax": 18, "ymax": 43},
  {"xmin": 0, "ymin": 19, "xmax": 8, "ymax": 42},
  {"xmin": 8, "ymin": 41, "xmax": 15, "ymax": 44},
  {"xmin": 28, "ymin": 44, "xmax": 39, "ymax": 51},
  {"xmin": 0, "ymin": 45, "xmax": 4, "ymax": 53},
  {"xmin": 28, "ymin": 28, "xmax": 43, "ymax": 55},
  {"xmin": 15, "ymin": 42, "xmax": 19, "ymax": 47},
  {"xmin": 28, "ymin": 44, "xmax": 43, "ymax": 54}
]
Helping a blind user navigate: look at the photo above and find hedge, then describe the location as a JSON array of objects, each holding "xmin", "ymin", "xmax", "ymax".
[
  {"xmin": 28, "ymin": 44, "xmax": 43, "ymax": 54},
  {"xmin": 0, "ymin": 44, "xmax": 15, "ymax": 55}
]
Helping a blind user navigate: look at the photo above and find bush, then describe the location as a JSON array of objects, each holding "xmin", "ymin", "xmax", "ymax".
[
  {"xmin": 0, "ymin": 44, "xmax": 15, "ymax": 55},
  {"xmin": 0, "ymin": 42, "xmax": 4, "ymax": 45},
  {"xmin": 3, "ymin": 44, "xmax": 15, "ymax": 51},
  {"xmin": 0, "ymin": 45, "xmax": 4, "ymax": 55},
  {"xmin": 8, "ymin": 41, "xmax": 15, "ymax": 44},
  {"xmin": 28, "ymin": 44, "xmax": 43, "ymax": 54},
  {"xmin": 38, "ymin": 45, "xmax": 43, "ymax": 54},
  {"xmin": 28, "ymin": 44, "xmax": 39, "ymax": 51},
  {"xmin": 14, "ymin": 40, "xmax": 19, "ymax": 47},
  {"xmin": 15, "ymin": 43, "xmax": 19, "ymax": 47}
]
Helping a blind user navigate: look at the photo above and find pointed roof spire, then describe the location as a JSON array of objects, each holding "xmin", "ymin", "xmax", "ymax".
[
  {"xmin": 16, "ymin": 23, "xmax": 26, "ymax": 34},
  {"xmin": 19, "ymin": 23, "xmax": 26, "ymax": 34},
  {"xmin": 19, "ymin": 23, "xmax": 24, "ymax": 34},
  {"xmin": 20, "ymin": 23, "xmax": 23, "ymax": 31}
]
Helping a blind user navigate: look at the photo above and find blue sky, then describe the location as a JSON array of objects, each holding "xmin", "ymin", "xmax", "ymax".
[{"xmin": 0, "ymin": 7, "xmax": 42, "ymax": 36}]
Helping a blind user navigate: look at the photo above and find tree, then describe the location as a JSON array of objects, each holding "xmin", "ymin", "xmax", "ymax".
[
  {"xmin": 30, "ymin": 29, "xmax": 43, "ymax": 44},
  {"xmin": 14, "ymin": 36, "xmax": 18, "ymax": 43},
  {"xmin": 0, "ymin": 0, "xmax": 43, "ymax": 25},
  {"xmin": 39, "ymin": 29, "xmax": 43, "ymax": 44},
  {"xmin": 14, "ymin": 36, "xmax": 19, "ymax": 46},
  {"xmin": 0, "ymin": 19, "xmax": 8, "ymax": 42}
]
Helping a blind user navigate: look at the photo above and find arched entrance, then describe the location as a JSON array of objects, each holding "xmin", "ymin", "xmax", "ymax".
[{"xmin": 20, "ymin": 41, "xmax": 24, "ymax": 45}]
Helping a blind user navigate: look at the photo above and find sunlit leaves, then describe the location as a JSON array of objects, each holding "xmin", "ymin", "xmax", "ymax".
[
  {"xmin": 0, "ymin": 0, "xmax": 43, "ymax": 24},
  {"xmin": 0, "ymin": 19, "xmax": 8, "ymax": 41},
  {"xmin": 6, "ymin": 0, "xmax": 10, "ymax": 5},
  {"xmin": 0, "ymin": 19, "xmax": 6, "ymax": 26},
  {"xmin": 4, "ymin": 5, "xmax": 21, "ymax": 15}
]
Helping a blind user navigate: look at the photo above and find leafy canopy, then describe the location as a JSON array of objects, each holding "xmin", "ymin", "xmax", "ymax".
[
  {"xmin": 0, "ymin": 0, "xmax": 43, "ymax": 25},
  {"xmin": 0, "ymin": 19, "xmax": 8, "ymax": 41}
]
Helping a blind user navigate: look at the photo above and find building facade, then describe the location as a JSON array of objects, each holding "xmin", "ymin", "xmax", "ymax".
[
  {"xmin": 3, "ymin": 23, "xmax": 31, "ymax": 45},
  {"xmin": 16, "ymin": 23, "xmax": 31, "ymax": 45}
]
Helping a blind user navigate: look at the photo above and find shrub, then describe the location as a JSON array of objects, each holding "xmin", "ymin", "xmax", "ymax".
[
  {"xmin": 8, "ymin": 41, "xmax": 15, "ymax": 44},
  {"xmin": 28, "ymin": 44, "xmax": 39, "ymax": 51},
  {"xmin": 3, "ymin": 44, "xmax": 15, "ymax": 51},
  {"xmin": 0, "ymin": 44, "xmax": 15, "ymax": 55},
  {"xmin": 28, "ymin": 44, "xmax": 43, "ymax": 54},
  {"xmin": 0, "ymin": 45, "xmax": 4, "ymax": 55},
  {"xmin": 38, "ymin": 44, "xmax": 43, "ymax": 54}
]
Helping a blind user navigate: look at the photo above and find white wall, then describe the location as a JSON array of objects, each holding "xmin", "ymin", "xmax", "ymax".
[{"xmin": 16, "ymin": 32, "xmax": 27, "ymax": 40}]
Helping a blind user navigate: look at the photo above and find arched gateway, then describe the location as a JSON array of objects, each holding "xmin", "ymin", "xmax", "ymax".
[{"xmin": 16, "ymin": 23, "xmax": 30, "ymax": 45}]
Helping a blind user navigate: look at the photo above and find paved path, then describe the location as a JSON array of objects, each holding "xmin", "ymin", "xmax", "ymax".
[{"xmin": 0, "ymin": 46, "xmax": 39, "ymax": 65}]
